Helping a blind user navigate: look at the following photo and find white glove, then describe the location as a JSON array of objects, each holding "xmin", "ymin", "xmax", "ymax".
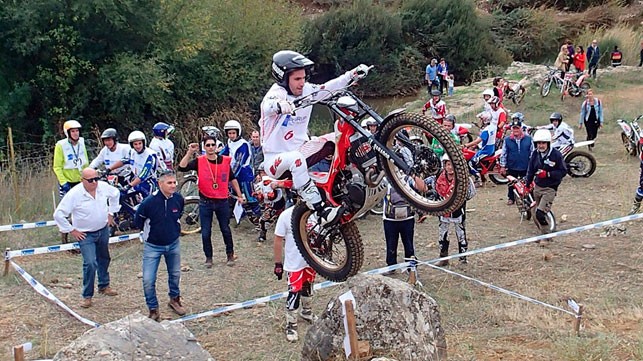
[
  {"xmin": 350, "ymin": 64, "xmax": 371, "ymax": 81},
  {"xmin": 277, "ymin": 100, "xmax": 295, "ymax": 115}
]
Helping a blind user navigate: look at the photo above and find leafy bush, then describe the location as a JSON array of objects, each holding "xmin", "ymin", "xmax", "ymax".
[
  {"xmin": 488, "ymin": 0, "xmax": 635, "ymax": 12},
  {"xmin": 491, "ymin": 8, "xmax": 564, "ymax": 63},
  {"xmin": 302, "ymin": 0, "xmax": 422, "ymax": 96},
  {"xmin": 398, "ymin": 0, "xmax": 512, "ymax": 82}
]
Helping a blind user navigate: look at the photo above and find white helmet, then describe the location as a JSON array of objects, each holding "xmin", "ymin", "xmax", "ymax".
[
  {"xmin": 224, "ymin": 120, "xmax": 242, "ymax": 137},
  {"xmin": 63, "ymin": 120, "xmax": 82, "ymax": 138},
  {"xmin": 441, "ymin": 153, "xmax": 450, "ymax": 163},
  {"xmin": 128, "ymin": 130, "xmax": 147, "ymax": 149},
  {"xmin": 532, "ymin": 129, "xmax": 552, "ymax": 143},
  {"xmin": 360, "ymin": 117, "xmax": 376, "ymax": 128},
  {"xmin": 482, "ymin": 88, "xmax": 494, "ymax": 98}
]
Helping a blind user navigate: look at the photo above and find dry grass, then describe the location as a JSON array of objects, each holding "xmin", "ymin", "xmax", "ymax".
[
  {"xmin": 576, "ymin": 24, "xmax": 643, "ymax": 66},
  {"xmin": 1, "ymin": 70, "xmax": 643, "ymax": 360}
]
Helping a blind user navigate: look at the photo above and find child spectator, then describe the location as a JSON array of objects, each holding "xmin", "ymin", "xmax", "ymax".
[
  {"xmin": 573, "ymin": 46, "xmax": 585, "ymax": 72},
  {"xmin": 447, "ymin": 74, "xmax": 454, "ymax": 96}
]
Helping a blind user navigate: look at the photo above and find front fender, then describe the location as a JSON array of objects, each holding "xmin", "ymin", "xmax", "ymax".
[{"xmin": 616, "ymin": 119, "xmax": 632, "ymax": 137}]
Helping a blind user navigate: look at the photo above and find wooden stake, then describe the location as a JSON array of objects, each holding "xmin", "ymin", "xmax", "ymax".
[
  {"xmin": 408, "ymin": 269, "xmax": 417, "ymax": 286},
  {"xmin": 573, "ymin": 303, "xmax": 584, "ymax": 336},
  {"xmin": 13, "ymin": 345, "xmax": 24, "ymax": 361},
  {"xmin": 7, "ymin": 127, "xmax": 20, "ymax": 212},
  {"xmin": 344, "ymin": 300, "xmax": 371, "ymax": 360},
  {"xmin": 3, "ymin": 248, "xmax": 10, "ymax": 277}
]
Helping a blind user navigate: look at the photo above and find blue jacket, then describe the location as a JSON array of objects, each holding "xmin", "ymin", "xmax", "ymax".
[
  {"xmin": 525, "ymin": 148, "xmax": 567, "ymax": 190},
  {"xmin": 500, "ymin": 134, "xmax": 533, "ymax": 171},
  {"xmin": 135, "ymin": 190, "xmax": 184, "ymax": 246},
  {"xmin": 579, "ymin": 99, "xmax": 604, "ymax": 125},
  {"xmin": 587, "ymin": 45, "xmax": 600, "ymax": 64}
]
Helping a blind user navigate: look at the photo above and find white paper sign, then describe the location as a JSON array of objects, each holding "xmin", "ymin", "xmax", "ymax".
[
  {"xmin": 339, "ymin": 290, "xmax": 356, "ymax": 358},
  {"xmin": 233, "ymin": 200, "xmax": 244, "ymax": 225},
  {"xmin": 567, "ymin": 298, "xmax": 580, "ymax": 313}
]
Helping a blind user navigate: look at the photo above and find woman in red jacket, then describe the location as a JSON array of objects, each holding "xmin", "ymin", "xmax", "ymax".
[{"xmin": 573, "ymin": 46, "xmax": 586, "ymax": 72}]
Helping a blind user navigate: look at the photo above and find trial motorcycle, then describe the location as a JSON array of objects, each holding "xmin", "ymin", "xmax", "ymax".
[{"xmin": 616, "ymin": 116, "xmax": 643, "ymax": 157}]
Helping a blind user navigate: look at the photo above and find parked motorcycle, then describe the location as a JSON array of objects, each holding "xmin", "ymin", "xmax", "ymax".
[
  {"xmin": 556, "ymin": 141, "xmax": 596, "ymax": 178},
  {"xmin": 503, "ymin": 78, "xmax": 527, "ymax": 105},
  {"xmin": 101, "ymin": 171, "xmax": 144, "ymax": 236},
  {"xmin": 506, "ymin": 175, "xmax": 556, "ymax": 233},
  {"xmin": 273, "ymin": 67, "xmax": 468, "ymax": 282},
  {"xmin": 616, "ymin": 116, "xmax": 643, "ymax": 157},
  {"xmin": 561, "ymin": 71, "xmax": 590, "ymax": 101}
]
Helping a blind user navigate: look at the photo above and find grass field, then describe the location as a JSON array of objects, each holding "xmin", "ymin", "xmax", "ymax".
[{"xmin": 1, "ymin": 67, "xmax": 642, "ymax": 360}]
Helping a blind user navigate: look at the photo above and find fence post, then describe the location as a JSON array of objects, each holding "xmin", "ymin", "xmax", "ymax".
[
  {"xmin": 3, "ymin": 248, "xmax": 10, "ymax": 277},
  {"xmin": 573, "ymin": 304, "xmax": 584, "ymax": 336},
  {"xmin": 8, "ymin": 127, "xmax": 20, "ymax": 211}
]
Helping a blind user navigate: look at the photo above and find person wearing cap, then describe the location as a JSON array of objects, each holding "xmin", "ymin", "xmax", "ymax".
[
  {"xmin": 499, "ymin": 117, "xmax": 534, "ymax": 205},
  {"xmin": 53, "ymin": 119, "xmax": 89, "ymax": 200}
]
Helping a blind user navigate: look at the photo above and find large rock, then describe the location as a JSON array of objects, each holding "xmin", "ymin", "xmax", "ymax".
[
  {"xmin": 301, "ymin": 274, "xmax": 446, "ymax": 361},
  {"xmin": 53, "ymin": 313, "xmax": 214, "ymax": 361}
]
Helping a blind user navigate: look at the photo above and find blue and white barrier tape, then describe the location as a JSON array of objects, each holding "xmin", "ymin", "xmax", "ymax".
[
  {"xmin": 172, "ymin": 213, "xmax": 642, "ymax": 323},
  {"xmin": 0, "ymin": 220, "xmax": 56, "ymax": 232},
  {"xmin": 10, "ymin": 260, "xmax": 100, "ymax": 328},
  {"xmin": 6, "ymin": 232, "xmax": 142, "ymax": 260},
  {"xmin": 418, "ymin": 259, "xmax": 578, "ymax": 317}
]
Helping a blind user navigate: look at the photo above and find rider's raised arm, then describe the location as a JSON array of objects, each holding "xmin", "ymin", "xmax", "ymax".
[
  {"xmin": 308, "ymin": 64, "xmax": 370, "ymax": 102},
  {"xmin": 89, "ymin": 147, "xmax": 106, "ymax": 169}
]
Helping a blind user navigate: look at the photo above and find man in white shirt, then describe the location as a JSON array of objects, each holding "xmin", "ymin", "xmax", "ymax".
[
  {"xmin": 273, "ymin": 206, "xmax": 317, "ymax": 342},
  {"xmin": 53, "ymin": 168, "xmax": 121, "ymax": 308}
]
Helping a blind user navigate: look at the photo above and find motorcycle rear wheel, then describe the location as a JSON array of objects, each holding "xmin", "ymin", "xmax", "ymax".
[
  {"xmin": 291, "ymin": 203, "xmax": 363, "ymax": 282},
  {"xmin": 180, "ymin": 197, "xmax": 202, "ymax": 235},
  {"xmin": 514, "ymin": 190, "xmax": 532, "ymax": 220},
  {"xmin": 565, "ymin": 150, "xmax": 596, "ymax": 177},
  {"xmin": 378, "ymin": 113, "xmax": 468, "ymax": 216},
  {"xmin": 489, "ymin": 173, "xmax": 508, "ymax": 185}
]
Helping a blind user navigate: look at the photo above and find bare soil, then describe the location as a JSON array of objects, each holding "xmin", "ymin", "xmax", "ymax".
[{"xmin": 1, "ymin": 77, "xmax": 642, "ymax": 361}]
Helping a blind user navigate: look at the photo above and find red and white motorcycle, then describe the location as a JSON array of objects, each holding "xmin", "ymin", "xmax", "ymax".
[{"xmin": 264, "ymin": 68, "xmax": 469, "ymax": 281}]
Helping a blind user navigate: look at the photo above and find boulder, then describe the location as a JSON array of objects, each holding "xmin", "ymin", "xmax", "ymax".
[
  {"xmin": 301, "ymin": 274, "xmax": 446, "ymax": 361},
  {"xmin": 53, "ymin": 312, "xmax": 214, "ymax": 361}
]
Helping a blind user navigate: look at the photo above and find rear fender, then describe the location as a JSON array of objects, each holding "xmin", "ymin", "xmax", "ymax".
[{"xmin": 574, "ymin": 140, "xmax": 595, "ymax": 148}]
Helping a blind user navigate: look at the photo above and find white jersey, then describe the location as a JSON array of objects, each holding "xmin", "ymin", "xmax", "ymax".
[
  {"xmin": 274, "ymin": 207, "xmax": 309, "ymax": 272},
  {"xmin": 149, "ymin": 137, "xmax": 174, "ymax": 168},
  {"xmin": 544, "ymin": 122, "xmax": 574, "ymax": 149},
  {"xmin": 126, "ymin": 147, "xmax": 159, "ymax": 181},
  {"xmin": 259, "ymin": 71, "xmax": 353, "ymax": 157},
  {"xmin": 89, "ymin": 143, "xmax": 131, "ymax": 176},
  {"xmin": 489, "ymin": 107, "xmax": 506, "ymax": 129}
]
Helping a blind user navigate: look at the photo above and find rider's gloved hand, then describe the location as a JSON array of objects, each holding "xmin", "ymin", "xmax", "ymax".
[
  {"xmin": 277, "ymin": 100, "xmax": 295, "ymax": 115},
  {"xmin": 350, "ymin": 64, "xmax": 370, "ymax": 81},
  {"xmin": 536, "ymin": 169, "xmax": 548, "ymax": 179},
  {"xmin": 274, "ymin": 262, "xmax": 284, "ymax": 280}
]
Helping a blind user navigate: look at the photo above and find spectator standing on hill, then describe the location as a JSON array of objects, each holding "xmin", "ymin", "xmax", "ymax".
[
  {"xmin": 554, "ymin": 45, "xmax": 569, "ymax": 79},
  {"xmin": 425, "ymin": 58, "xmax": 439, "ymax": 94},
  {"xmin": 53, "ymin": 168, "xmax": 120, "ymax": 308},
  {"xmin": 586, "ymin": 40, "xmax": 600, "ymax": 79},
  {"xmin": 611, "ymin": 46, "xmax": 622, "ymax": 67},
  {"xmin": 579, "ymin": 89, "xmax": 603, "ymax": 151},
  {"xmin": 565, "ymin": 40, "xmax": 575, "ymax": 72},
  {"xmin": 573, "ymin": 46, "xmax": 586, "ymax": 72},
  {"xmin": 447, "ymin": 74, "xmax": 454, "ymax": 96},
  {"xmin": 437, "ymin": 58, "xmax": 449, "ymax": 94},
  {"xmin": 134, "ymin": 170, "xmax": 186, "ymax": 321}
]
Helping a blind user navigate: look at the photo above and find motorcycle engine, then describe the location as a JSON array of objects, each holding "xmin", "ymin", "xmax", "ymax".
[
  {"xmin": 332, "ymin": 167, "xmax": 366, "ymax": 212},
  {"xmin": 348, "ymin": 132, "xmax": 377, "ymax": 171}
]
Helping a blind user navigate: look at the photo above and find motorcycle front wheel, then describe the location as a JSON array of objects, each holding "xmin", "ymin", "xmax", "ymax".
[
  {"xmin": 540, "ymin": 78, "xmax": 552, "ymax": 97},
  {"xmin": 378, "ymin": 113, "xmax": 468, "ymax": 216},
  {"xmin": 291, "ymin": 203, "xmax": 363, "ymax": 282},
  {"xmin": 565, "ymin": 151, "xmax": 596, "ymax": 177},
  {"xmin": 180, "ymin": 197, "xmax": 202, "ymax": 235},
  {"xmin": 489, "ymin": 173, "xmax": 509, "ymax": 185},
  {"xmin": 621, "ymin": 133, "xmax": 636, "ymax": 156}
]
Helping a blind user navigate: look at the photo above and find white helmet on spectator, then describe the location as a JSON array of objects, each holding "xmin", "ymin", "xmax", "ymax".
[
  {"xmin": 533, "ymin": 129, "xmax": 552, "ymax": 143},
  {"xmin": 224, "ymin": 120, "xmax": 242, "ymax": 137}
]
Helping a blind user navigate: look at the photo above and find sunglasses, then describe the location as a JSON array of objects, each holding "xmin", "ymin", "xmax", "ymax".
[
  {"xmin": 204, "ymin": 143, "xmax": 217, "ymax": 147},
  {"xmin": 83, "ymin": 177, "xmax": 100, "ymax": 183}
]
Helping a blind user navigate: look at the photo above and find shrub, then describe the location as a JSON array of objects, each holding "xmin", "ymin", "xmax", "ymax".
[
  {"xmin": 399, "ymin": 0, "xmax": 512, "ymax": 82},
  {"xmin": 576, "ymin": 24, "xmax": 643, "ymax": 66}
]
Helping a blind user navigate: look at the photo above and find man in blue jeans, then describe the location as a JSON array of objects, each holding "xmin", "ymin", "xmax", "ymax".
[
  {"xmin": 53, "ymin": 168, "xmax": 121, "ymax": 308},
  {"xmin": 135, "ymin": 170, "xmax": 185, "ymax": 321},
  {"xmin": 177, "ymin": 137, "xmax": 245, "ymax": 268}
]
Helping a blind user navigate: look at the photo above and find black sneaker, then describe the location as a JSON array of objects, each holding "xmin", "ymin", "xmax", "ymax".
[{"xmin": 257, "ymin": 230, "xmax": 266, "ymax": 242}]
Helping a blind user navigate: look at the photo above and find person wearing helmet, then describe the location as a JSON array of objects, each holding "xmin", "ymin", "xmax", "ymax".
[
  {"xmin": 431, "ymin": 115, "xmax": 460, "ymax": 157},
  {"xmin": 53, "ymin": 119, "xmax": 89, "ymax": 199},
  {"xmin": 525, "ymin": 129, "xmax": 567, "ymax": 234},
  {"xmin": 259, "ymin": 50, "xmax": 370, "ymax": 225},
  {"xmin": 464, "ymin": 99, "xmax": 501, "ymax": 185},
  {"xmin": 110, "ymin": 131, "xmax": 160, "ymax": 198},
  {"xmin": 89, "ymin": 128, "xmax": 131, "ymax": 179},
  {"xmin": 421, "ymin": 90, "xmax": 447, "ymax": 124},
  {"xmin": 482, "ymin": 88, "xmax": 494, "ymax": 112},
  {"xmin": 422, "ymin": 153, "xmax": 476, "ymax": 266},
  {"xmin": 499, "ymin": 118, "xmax": 534, "ymax": 205},
  {"xmin": 539, "ymin": 112, "xmax": 574, "ymax": 149},
  {"xmin": 220, "ymin": 119, "xmax": 261, "ymax": 224},
  {"xmin": 487, "ymin": 95, "xmax": 507, "ymax": 143},
  {"xmin": 149, "ymin": 122, "xmax": 176, "ymax": 170},
  {"xmin": 361, "ymin": 117, "xmax": 378, "ymax": 135}
]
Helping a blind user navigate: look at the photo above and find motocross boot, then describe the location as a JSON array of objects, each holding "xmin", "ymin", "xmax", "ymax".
[
  {"xmin": 435, "ymin": 242, "xmax": 449, "ymax": 267},
  {"xmin": 300, "ymin": 180, "xmax": 342, "ymax": 226},
  {"xmin": 629, "ymin": 196, "xmax": 642, "ymax": 215}
]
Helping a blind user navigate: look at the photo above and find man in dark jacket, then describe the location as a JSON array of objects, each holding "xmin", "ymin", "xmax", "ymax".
[
  {"xmin": 525, "ymin": 129, "xmax": 567, "ymax": 233},
  {"xmin": 500, "ymin": 115, "xmax": 534, "ymax": 205},
  {"xmin": 134, "ymin": 170, "xmax": 185, "ymax": 321},
  {"xmin": 586, "ymin": 40, "xmax": 600, "ymax": 79}
]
